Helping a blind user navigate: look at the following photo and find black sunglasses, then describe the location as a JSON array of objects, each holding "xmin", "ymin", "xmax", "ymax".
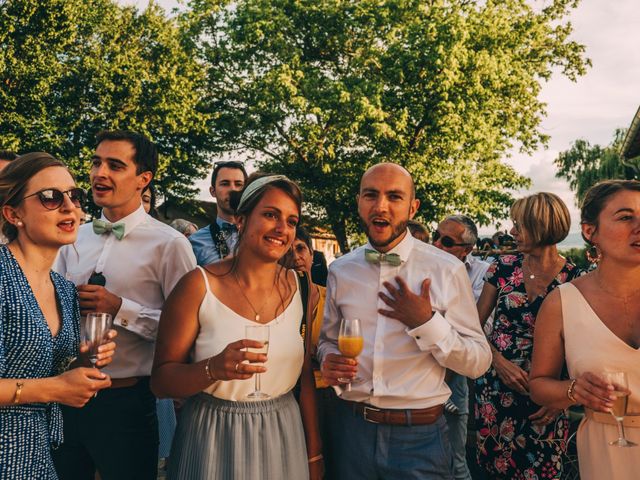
[
  {"xmin": 433, "ymin": 230, "xmax": 473, "ymax": 248},
  {"xmin": 213, "ymin": 161, "xmax": 245, "ymax": 171},
  {"xmin": 22, "ymin": 188, "xmax": 86, "ymax": 210}
]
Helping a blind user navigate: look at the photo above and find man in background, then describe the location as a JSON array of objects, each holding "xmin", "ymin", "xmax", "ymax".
[
  {"xmin": 433, "ymin": 215, "xmax": 491, "ymax": 480},
  {"xmin": 189, "ymin": 160, "xmax": 247, "ymax": 265}
]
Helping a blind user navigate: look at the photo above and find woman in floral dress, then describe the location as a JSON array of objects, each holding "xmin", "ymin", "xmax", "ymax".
[{"xmin": 474, "ymin": 192, "xmax": 583, "ymax": 479}]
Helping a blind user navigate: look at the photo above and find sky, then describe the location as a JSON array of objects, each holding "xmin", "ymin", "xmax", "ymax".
[{"xmin": 126, "ymin": 0, "xmax": 640, "ymax": 236}]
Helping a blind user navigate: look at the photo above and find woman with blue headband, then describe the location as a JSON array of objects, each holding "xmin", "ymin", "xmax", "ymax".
[{"xmin": 151, "ymin": 173, "xmax": 322, "ymax": 480}]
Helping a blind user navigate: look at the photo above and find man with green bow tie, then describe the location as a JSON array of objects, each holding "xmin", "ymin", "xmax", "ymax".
[
  {"xmin": 317, "ymin": 163, "xmax": 491, "ymax": 480},
  {"xmin": 53, "ymin": 131, "xmax": 196, "ymax": 480}
]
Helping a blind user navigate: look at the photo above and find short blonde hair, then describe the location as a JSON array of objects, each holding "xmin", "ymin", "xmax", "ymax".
[{"xmin": 510, "ymin": 192, "xmax": 570, "ymax": 247}]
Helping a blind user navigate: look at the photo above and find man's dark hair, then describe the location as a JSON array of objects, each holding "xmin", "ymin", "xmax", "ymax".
[
  {"xmin": 211, "ymin": 161, "xmax": 248, "ymax": 188},
  {"xmin": 0, "ymin": 150, "xmax": 18, "ymax": 162},
  {"xmin": 95, "ymin": 130, "xmax": 158, "ymax": 176}
]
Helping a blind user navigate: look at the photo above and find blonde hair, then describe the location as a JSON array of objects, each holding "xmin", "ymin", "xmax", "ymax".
[{"xmin": 510, "ymin": 192, "xmax": 570, "ymax": 247}]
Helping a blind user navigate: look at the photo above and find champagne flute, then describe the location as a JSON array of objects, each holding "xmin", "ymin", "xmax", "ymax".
[
  {"xmin": 337, "ymin": 318, "xmax": 363, "ymax": 392},
  {"xmin": 81, "ymin": 313, "xmax": 113, "ymax": 367},
  {"xmin": 602, "ymin": 371, "xmax": 637, "ymax": 447},
  {"xmin": 245, "ymin": 324, "xmax": 270, "ymax": 399}
]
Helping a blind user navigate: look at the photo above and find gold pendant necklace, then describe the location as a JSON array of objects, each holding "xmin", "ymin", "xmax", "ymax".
[
  {"xmin": 595, "ymin": 271, "xmax": 640, "ymax": 317},
  {"xmin": 233, "ymin": 270, "xmax": 278, "ymax": 322},
  {"xmin": 524, "ymin": 255, "xmax": 562, "ymax": 281}
]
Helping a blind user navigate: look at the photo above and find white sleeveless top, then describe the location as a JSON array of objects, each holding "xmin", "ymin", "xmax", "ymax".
[
  {"xmin": 560, "ymin": 282, "xmax": 640, "ymax": 480},
  {"xmin": 192, "ymin": 266, "xmax": 304, "ymax": 401}
]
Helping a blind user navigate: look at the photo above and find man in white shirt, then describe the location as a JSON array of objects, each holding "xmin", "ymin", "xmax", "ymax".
[
  {"xmin": 433, "ymin": 215, "xmax": 491, "ymax": 480},
  {"xmin": 318, "ymin": 163, "xmax": 491, "ymax": 480},
  {"xmin": 52, "ymin": 131, "xmax": 196, "ymax": 480}
]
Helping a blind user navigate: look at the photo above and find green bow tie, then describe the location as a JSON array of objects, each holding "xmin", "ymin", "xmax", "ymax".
[
  {"xmin": 93, "ymin": 219, "xmax": 125, "ymax": 240},
  {"xmin": 365, "ymin": 249, "xmax": 402, "ymax": 266}
]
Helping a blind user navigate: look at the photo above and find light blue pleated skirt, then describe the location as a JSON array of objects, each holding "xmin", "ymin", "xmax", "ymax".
[{"xmin": 167, "ymin": 391, "xmax": 309, "ymax": 480}]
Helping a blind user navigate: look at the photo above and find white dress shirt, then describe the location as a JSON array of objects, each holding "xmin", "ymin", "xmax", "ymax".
[
  {"xmin": 317, "ymin": 231, "xmax": 491, "ymax": 409},
  {"xmin": 55, "ymin": 205, "xmax": 196, "ymax": 378},
  {"xmin": 465, "ymin": 254, "xmax": 491, "ymax": 301}
]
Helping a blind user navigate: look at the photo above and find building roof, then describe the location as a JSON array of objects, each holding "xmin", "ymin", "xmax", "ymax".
[
  {"xmin": 621, "ymin": 106, "xmax": 640, "ymax": 159},
  {"xmin": 157, "ymin": 199, "xmax": 217, "ymax": 228}
]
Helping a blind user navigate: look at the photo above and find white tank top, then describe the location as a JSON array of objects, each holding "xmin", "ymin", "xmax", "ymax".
[{"xmin": 192, "ymin": 266, "xmax": 304, "ymax": 401}]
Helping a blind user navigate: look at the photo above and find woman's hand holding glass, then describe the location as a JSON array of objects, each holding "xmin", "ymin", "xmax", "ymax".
[
  {"xmin": 55, "ymin": 368, "xmax": 112, "ymax": 407},
  {"xmin": 570, "ymin": 371, "xmax": 616, "ymax": 412},
  {"xmin": 206, "ymin": 339, "xmax": 268, "ymax": 382},
  {"xmin": 601, "ymin": 371, "xmax": 636, "ymax": 447},
  {"xmin": 79, "ymin": 313, "xmax": 117, "ymax": 369},
  {"xmin": 79, "ymin": 329, "xmax": 117, "ymax": 368}
]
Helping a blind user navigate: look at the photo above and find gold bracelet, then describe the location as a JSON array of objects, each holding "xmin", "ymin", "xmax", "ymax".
[
  {"xmin": 205, "ymin": 357, "xmax": 215, "ymax": 382},
  {"xmin": 13, "ymin": 381, "xmax": 24, "ymax": 404},
  {"xmin": 567, "ymin": 378, "xmax": 578, "ymax": 404},
  {"xmin": 308, "ymin": 454, "xmax": 323, "ymax": 463}
]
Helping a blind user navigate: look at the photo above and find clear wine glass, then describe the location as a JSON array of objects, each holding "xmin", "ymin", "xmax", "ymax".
[
  {"xmin": 245, "ymin": 324, "xmax": 270, "ymax": 399},
  {"xmin": 337, "ymin": 318, "xmax": 363, "ymax": 392},
  {"xmin": 81, "ymin": 313, "xmax": 113, "ymax": 367},
  {"xmin": 602, "ymin": 371, "xmax": 637, "ymax": 447}
]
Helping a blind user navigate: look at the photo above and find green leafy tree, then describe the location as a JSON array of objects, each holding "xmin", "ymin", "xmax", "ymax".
[
  {"xmin": 0, "ymin": 0, "xmax": 211, "ymax": 203},
  {"xmin": 187, "ymin": 0, "xmax": 589, "ymax": 250},
  {"xmin": 555, "ymin": 129, "xmax": 637, "ymax": 204}
]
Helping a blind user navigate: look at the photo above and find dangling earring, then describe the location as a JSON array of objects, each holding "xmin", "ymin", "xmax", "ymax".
[{"xmin": 585, "ymin": 244, "xmax": 602, "ymax": 264}]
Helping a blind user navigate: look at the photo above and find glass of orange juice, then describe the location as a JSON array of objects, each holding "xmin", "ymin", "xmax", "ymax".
[{"xmin": 338, "ymin": 318, "xmax": 363, "ymax": 391}]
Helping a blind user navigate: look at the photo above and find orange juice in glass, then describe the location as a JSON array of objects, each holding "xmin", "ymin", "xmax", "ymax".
[{"xmin": 338, "ymin": 318, "xmax": 362, "ymax": 391}]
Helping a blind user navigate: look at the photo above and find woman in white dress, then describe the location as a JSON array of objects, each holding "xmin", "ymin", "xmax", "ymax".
[
  {"xmin": 151, "ymin": 173, "xmax": 322, "ymax": 480},
  {"xmin": 531, "ymin": 179, "xmax": 640, "ymax": 480}
]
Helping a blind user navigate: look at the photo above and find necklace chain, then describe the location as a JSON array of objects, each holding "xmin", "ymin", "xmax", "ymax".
[
  {"xmin": 595, "ymin": 271, "xmax": 640, "ymax": 302},
  {"xmin": 524, "ymin": 255, "xmax": 562, "ymax": 280},
  {"xmin": 233, "ymin": 271, "xmax": 278, "ymax": 323}
]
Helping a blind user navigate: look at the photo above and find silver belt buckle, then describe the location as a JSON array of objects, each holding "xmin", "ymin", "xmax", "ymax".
[{"xmin": 363, "ymin": 406, "xmax": 381, "ymax": 423}]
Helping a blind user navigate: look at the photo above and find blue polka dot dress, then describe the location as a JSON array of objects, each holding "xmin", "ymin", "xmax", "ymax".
[{"xmin": 0, "ymin": 245, "xmax": 80, "ymax": 480}]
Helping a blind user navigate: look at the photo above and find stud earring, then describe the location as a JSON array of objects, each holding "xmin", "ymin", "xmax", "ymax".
[{"xmin": 16, "ymin": 221, "xmax": 23, "ymax": 227}]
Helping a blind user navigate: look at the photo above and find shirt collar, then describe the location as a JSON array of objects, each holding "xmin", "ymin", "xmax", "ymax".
[
  {"xmin": 216, "ymin": 217, "xmax": 235, "ymax": 229},
  {"xmin": 364, "ymin": 229, "xmax": 415, "ymax": 264},
  {"xmin": 99, "ymin": 204, "xmax": 147, "ymax": 239}
]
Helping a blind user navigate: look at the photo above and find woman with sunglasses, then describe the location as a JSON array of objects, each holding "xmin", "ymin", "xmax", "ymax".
[
  {"xmin": 0, "ymin": 153, "xmax": 116, "ymax": 479},
  {"xmin": 473, "ymin": 192, "xmax": 583, "ymax": 479}
]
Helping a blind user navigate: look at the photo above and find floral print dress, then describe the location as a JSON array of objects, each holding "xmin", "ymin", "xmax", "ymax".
[{"xmin": 474, "ymin": 254, "xmax": 582, "ymax": 480}]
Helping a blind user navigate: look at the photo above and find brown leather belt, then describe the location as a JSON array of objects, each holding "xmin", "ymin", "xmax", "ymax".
[
  {"xmin": 586, "ymin": 408, "xmax": 640, "ymax": 428},
  {"xmin": 342, "ymin": 399, "xmax": 444, "ymax": 426},
  {"xmin": 109, "ymin": 376, "xmax": 142, "ymax": 389}
]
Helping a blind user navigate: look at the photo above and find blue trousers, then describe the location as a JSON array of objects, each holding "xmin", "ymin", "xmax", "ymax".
[
  {"xmin": 445, "ymin": 373, "xmax": 472, "ymax": 480},
  {"xmin": 329, "ymin": 398, "xmax": 454, "ymax": 480}
]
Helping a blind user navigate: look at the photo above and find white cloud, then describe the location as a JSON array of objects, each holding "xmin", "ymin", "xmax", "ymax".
[{"xmin": 486, "ymin": 1, "xmax": 640, "ymax": 234}]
